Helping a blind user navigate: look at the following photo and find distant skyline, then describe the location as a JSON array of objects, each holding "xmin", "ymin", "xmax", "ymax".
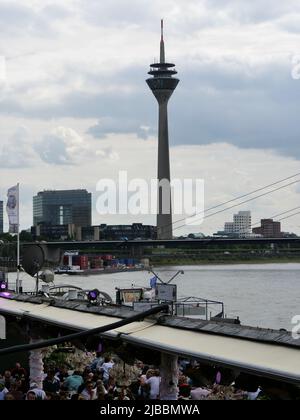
[{"xmin": 0, "ymin": 0, "xmax": 299, "ymax": 234}]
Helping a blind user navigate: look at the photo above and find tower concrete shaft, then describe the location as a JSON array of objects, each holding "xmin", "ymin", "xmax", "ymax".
[{"xmin": 146, "ymin": 21, "xmax": 179, "ymax": 239}]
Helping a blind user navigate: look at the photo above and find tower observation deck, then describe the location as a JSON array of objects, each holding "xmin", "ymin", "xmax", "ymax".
[{"xmin": 146, "ymin": 20, "xmax": 179, "ymax": 240}]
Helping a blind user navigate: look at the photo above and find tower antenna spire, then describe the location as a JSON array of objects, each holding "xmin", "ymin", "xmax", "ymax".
[{"xmin": 160, "ymin": 19, "xmax": 165, "ymax": 63}]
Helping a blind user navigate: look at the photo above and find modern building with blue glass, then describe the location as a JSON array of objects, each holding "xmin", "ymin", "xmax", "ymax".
[{"xmin": 33, "ymin": 189, "xmax": 92, "ymax": 228}]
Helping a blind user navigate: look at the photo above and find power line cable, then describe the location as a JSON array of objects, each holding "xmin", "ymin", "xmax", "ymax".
[
  {"xmin": 277, "ymin": 211, "xmax": 300, "ymax": 223},
  {"xmin": 250, "ymin": 206, "xmax": 300, "ymax": 229},
  {"xmin": 231, "ymin": 206, "xmax": 300, "ymax": 236},
  {"xmin": 173, "ymin": 179, "xmax": 300, "ymax": 232},
  {"xmin": 170, "ymin": 171, "xmax": 300, "ymax": 229}
]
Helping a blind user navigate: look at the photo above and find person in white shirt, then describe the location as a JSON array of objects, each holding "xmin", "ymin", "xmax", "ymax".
[
  {"xmin": 100, "ymin": 356, "xmax": 114, "ymax": 385},
  {"xmin": 145, "ymin": 370, "xmax": 161, "ymax": 400}
]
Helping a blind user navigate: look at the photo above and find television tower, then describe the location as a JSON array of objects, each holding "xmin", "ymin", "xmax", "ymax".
[{"xmin": 146, "ymin": 20, "xmax": 179, "ymax": 239}]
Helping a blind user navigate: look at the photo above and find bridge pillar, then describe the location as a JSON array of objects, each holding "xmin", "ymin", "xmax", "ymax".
[
  {"xmin": 130, "ymin": 245, "xmax": 145, "ymax": 260},
  {"xmin": 159, "ymin": 353, "xmax": 179, "ymax": 400}
]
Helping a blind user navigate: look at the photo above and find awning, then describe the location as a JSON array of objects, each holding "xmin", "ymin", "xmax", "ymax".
[{"xmin": 0, "ymin": 297, "xmax": 299, "ymax": 384}]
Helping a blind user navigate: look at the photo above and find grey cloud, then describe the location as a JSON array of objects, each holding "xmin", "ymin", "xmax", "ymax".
[
  {"xmin": 78, "ymin": 0, "xmax": 157, "ymax": 28},
  {"xmin": 34, "ymin": 126, "xmax": 89, "ymax": 166},
  {"xmin": 35, "ymin": 134, "xmax": 74, "ymax": 166},
  {"xmin": 0, "ymin": 65, "xmax": 152, "ymax": 119},
  {"xmin": 170, "ymin": 60, "xmax": 300, "ymax": 156},
  {"xmin": 88, "ymin": 116, "xmax": 156, "ymax": 140},
  {"xmin": 0, "ymin": 1, "xmax": 69, "ymax": 38},
  {"xmin": 204, "ymin": 0, "xmax": 300, "ymax": 24},
  {"xmin": 1, "ymin": 1, "xmax": 300, "ymax": 159},
  {"xmin": 0, "ymin": 2, "xmax": 33, "ymax": 29},
  {"xmin": 0, "ymin": 126, "xmax": 36, "ymax": 168},
  {"xmin": 2, "ymin": 59, "xmax": 300, "ymax": 157},
  {"xmin": 76, "ymin": 0, "xmax": 300, "ymax": 30},
  {"xmin": 278, "ymin": 14, "xmax": 300, "ymax": 34},
  {"xmin": 40, "ymin": 4, "xmax": 72, "ymax": 21}
]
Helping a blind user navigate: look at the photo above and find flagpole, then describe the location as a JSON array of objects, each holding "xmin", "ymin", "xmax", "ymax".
[{"xmin": 16, "ymin": 183, "xmax": 20, "ymax": 293}]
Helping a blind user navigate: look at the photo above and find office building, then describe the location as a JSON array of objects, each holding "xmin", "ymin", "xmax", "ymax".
[
  {"xmin": 31, "ymin": 223, "xmax": 156, "ymax": 242},
  {"xmin": 224, "ymin": 222, "xmax": 234, "ymax": 235},
  {"xmin": 33, "ymin": 189, "xmax": 92, "ymax": 227},
  {"xmin": 31, "ymin": 223, "xmax": 76, "ymax": 241},
  {"xmin": 253, "ymin": 219, "xmax": 282, "ymax": 238},
  {"xmin": 99, "ymin": 224, "xmax": 157, "ymax": 241},
  {"xmin": 233, "ymin": 211, "xmax": 252, "ymax": 237},
  {"xmin": 224, "ymin": 211, "xmax": 252, "ymax": 238}
]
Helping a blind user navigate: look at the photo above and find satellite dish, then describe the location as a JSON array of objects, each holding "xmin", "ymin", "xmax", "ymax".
[
  {"xmin": 22, "ymin": 245, "xmax": 45, "ymax": 277},
  {"xmin": 39, "ymin": 270, "xmax": 55, "ymax": 283}
]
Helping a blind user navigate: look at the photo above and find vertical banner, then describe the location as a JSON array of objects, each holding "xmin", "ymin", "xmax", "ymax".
[
  {"xmin": 0, "ymin": 315, "xmax": 6, "ymax": 339},
  {"xmin": 6, "ymin": 184, "xmax": 19, "ymax": 234}
]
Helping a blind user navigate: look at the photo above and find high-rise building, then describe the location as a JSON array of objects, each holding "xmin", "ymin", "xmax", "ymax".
[
  {"xmin": 252, "ymin": 219, "xmax": 282, "ymax": 238},
  {"xmin": 146, "ymin": 20, "xmax": 179, "ymax": 240},
  {"xmin": 233, "ymin": 211, "xmax": 251, "ymax": 237},
  {"xmin": 33, "ymin": 189, "xmax": 92, "ymax": 227},
  {"xmin": 224, "ymin": 211, "xmax": 252, "ymax": 238},
  {"xmin": 0, "ymin": 201, "xmax": 3, "ymax": 234},
  {"xmin": 224, "ymin": 222, "xmax": 234, "ymax": 235}
]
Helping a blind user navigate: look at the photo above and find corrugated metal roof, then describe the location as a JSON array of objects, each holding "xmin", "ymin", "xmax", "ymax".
[
  {"xmin": 0, "ymin": 297, "xmax": 299, "ymax": 384},
  {"xmin": 158, "ymin": 316, "xmax": 300, "ymax": 348},
  {"xmin": 123, "ymin": 326, "xmax": 300, "ymax": 384}
]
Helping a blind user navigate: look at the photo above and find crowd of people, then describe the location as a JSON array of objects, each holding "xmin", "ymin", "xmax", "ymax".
[{"xmin": 0, "ymin": 354, "xmax": 298, "ymax": 400}]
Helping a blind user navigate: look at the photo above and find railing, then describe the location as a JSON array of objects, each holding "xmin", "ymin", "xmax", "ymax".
[{"xmin": 175, "ymin": 297, "xmax": 224, "ymax": 320}]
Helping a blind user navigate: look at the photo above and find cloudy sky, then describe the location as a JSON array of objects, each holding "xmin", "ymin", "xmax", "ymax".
[{"xmin": 0, "ymin": 0, "xmax": 300, "ymax": 235}]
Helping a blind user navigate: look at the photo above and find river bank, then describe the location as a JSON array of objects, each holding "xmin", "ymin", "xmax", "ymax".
[
  {"xmin": 151, "ymin": 256, "xmax": 300, "ymax": 266},
  {"xmin": 3, "ymin": 257, "xmax": 300, "ymax": 273}
]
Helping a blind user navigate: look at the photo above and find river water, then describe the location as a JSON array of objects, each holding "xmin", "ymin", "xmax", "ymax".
[{"xmin": 9, "ymin": 263, "xmax": 300, "ymax": 330}]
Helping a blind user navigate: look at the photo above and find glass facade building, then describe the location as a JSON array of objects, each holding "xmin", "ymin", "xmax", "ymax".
[
  {"xmin": 33, "ymin": 190, "xmax": 92, "ymax": 227},
  {"xmin": 99, "ymin": 224, "xmax": 157, "ymax": 241}
]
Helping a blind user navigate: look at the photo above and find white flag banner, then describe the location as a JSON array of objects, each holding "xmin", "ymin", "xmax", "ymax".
[{"xmin": 6, "ymin": 184, "xmax": 19, "ymax": 234}]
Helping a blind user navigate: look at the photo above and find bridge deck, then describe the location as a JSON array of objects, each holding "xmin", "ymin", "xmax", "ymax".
[{"xmin": 23, "ymin": 237, "xmax": 300, "ymax": 249}]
